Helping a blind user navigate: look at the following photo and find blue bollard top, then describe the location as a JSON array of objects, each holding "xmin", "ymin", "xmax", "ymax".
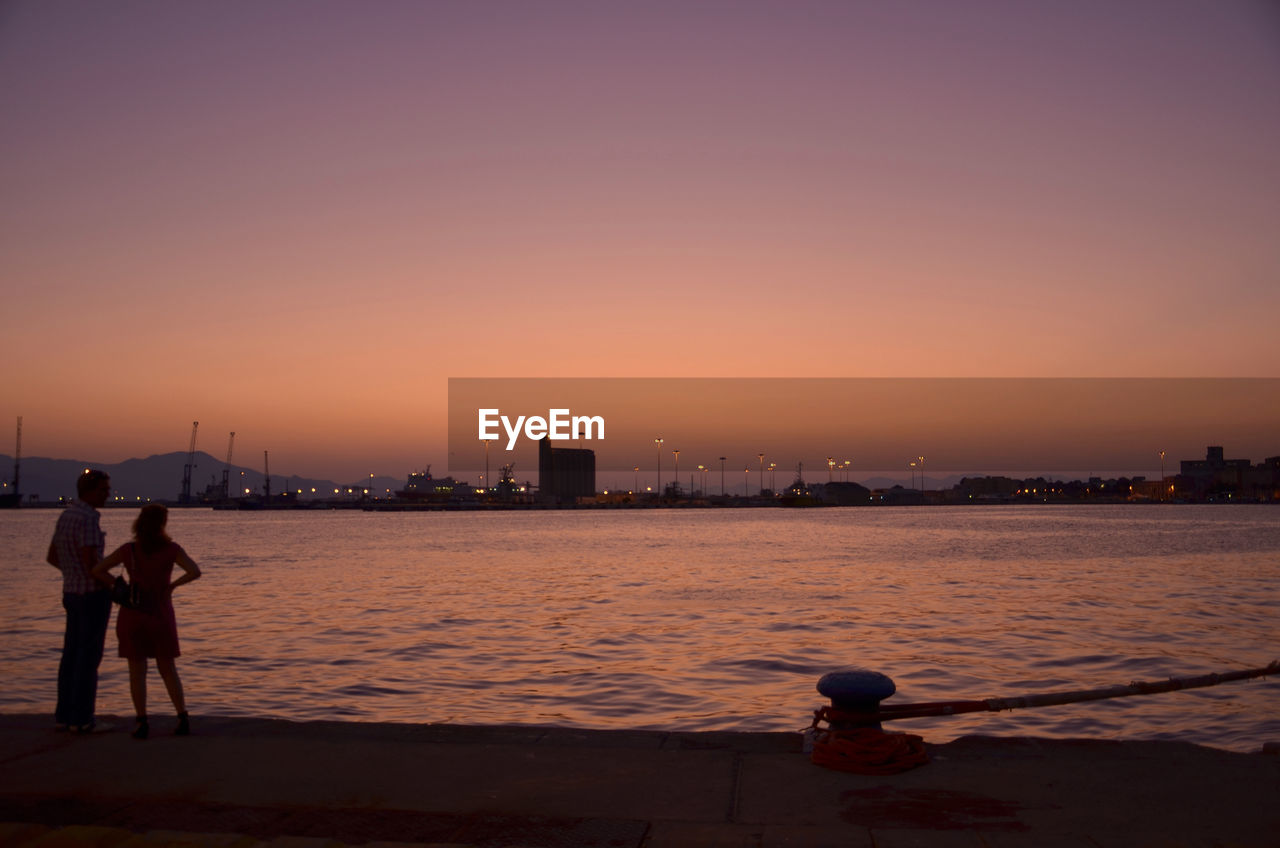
[{"xmin": 817, "ymin": 669, "xmax": 896, "ymax": 708}]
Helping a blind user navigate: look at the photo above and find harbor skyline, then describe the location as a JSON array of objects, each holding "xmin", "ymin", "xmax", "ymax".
[
  {"xmin": 3, "ymin": 439, "xmax": 1276, "ymax": 505},
  {"xmin": 446, "ymin": 378, "xmax": 1280, "ymax": 477},
  {"xmin": 3, "ymin": 376, "xmax": 1280, "ymax": 499},
  {"xmin": 3, "ymin": 2, "xmax": 1278, "ymax": 482}
]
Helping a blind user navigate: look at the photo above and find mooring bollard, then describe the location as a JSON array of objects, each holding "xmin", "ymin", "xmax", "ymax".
[
  {"xmin": 810, "ymin": 669, "xmax": 931, "ymax": 773},
  {"xmin": 816, "ymin": 668, "xmax": 896, "ymax": 731}
]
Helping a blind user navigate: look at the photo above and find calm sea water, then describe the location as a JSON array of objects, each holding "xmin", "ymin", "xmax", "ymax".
[{"xmin": 2, "ymin": 505, "xmax": 1277, "ymax": 751}]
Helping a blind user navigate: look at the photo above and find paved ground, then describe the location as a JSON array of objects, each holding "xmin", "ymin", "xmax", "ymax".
[{"xmin": 0, "ymin": 713, "xmax": 1276, "ymax": 847}]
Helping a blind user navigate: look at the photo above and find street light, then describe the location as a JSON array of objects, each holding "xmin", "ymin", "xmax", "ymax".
[
  {"xmin": 719, "ymin": 457, "xmax": 727, "ymax": 496},
  {"xmin": 655, "ymin": 438, "xmax": 663, "ymax": 495},
  {"xmin": 634, "ymin": 465, "xmax": 640, "ymax": 494},
  {"xmin": 827, "ymin": 456, "xmax": 835, "ymax": 483},
  {"xmin": 769, "ymin": 462, "xmax": 777, "ymax": 492},
  {"xmin": 673, "ymin": 450, "xmax": 680, "ymax": 496},
  {"xmin": 757, "ymin": 453, "xmax": 765, "ymax": 496},
  {"xmin": 1159, "ymin": 450, "xmax": 1167, "ymax": 501},
  {"xmin": 744, "ymin": 467, "xmax": 750, "ymax": 497},
  {"xmin": 918, "ymin": 456, "xmax": 926, "ymax": 492}
]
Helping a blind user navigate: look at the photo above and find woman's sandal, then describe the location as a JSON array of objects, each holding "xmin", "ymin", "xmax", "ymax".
[
  {"xmin": 131, "ymin": 718, "xmax": 149, "ymax": 740},
  {"xmin": 175, "ymin": 712, "xmax": 190, "ymax": 736}
]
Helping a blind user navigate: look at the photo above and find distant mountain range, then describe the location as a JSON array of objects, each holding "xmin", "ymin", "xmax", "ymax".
[{"xmin": 0, "ymin": 452, "xmax": 406, "ymax": 504}]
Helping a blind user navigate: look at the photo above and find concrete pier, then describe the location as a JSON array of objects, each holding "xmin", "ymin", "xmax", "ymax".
[{"xmin": 1, "ymin": 713, "xmax": 1276, "ymax": 847}]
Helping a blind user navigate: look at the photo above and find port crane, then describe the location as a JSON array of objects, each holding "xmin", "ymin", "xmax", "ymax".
[
  {"xmin": 180, "ymin": 421, "xmax": 198, "ymax": 503},
  {"xmin": 0, "ymin": 417, "xmax": 20, "ymax": 508},
  {"xmin": 220, "ymin": 432, "xmax": 235, "ymax": 501},
  {"xmin": 12, "ymin": 416, "xmax": 18, "ymax": 499}
]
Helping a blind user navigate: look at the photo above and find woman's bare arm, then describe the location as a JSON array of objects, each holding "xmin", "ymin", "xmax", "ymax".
[
  {"xmin": 171, "ymin": 548, "xmax": 201, "ymax": 591},
  {"xmin": 90, "ymin": 546, "xmax": 126, "ymax": 588}
]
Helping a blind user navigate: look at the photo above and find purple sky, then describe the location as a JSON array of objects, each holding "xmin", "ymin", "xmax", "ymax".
[{"xmin": 2, "ymin": 1, "xmax": 1278, "ymax": 480}]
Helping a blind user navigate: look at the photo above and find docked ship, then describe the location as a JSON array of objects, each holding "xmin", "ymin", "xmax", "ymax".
[
  {"xmin": 779, "ymin": 462, "xmax": 821, "ymax": 507},
  {"xmin": 395, "ymin": 466, "xmax": 462, "ymax": 502}
]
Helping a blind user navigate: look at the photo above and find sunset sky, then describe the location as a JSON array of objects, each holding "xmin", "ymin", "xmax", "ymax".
[{"xmin": 3, "ymin": 1, "xmax": 1278, "ymax": 483}]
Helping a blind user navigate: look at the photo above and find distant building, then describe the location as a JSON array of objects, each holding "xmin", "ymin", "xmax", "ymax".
[
  {"xmin": 1256, "ymin": 457, "xmax": 1280, "ymax": 501},
  {"xmin": 1179, "ymin": 446, "xmax": 1253, "ymax": 498},
  {"xmin": 1177, "ymin": 446, "xmax": 1279, "ymax": 501},
  {"xmin": 953, "ymin": 476, "xmax": 1020, "ymax": 500},
  {"xmin": 870, "ymin": 485, "xmax": 926, "ymax": 506},
  {"xmin": 538, "ymin": 439, "xmax": 595, "ymax": 504},
  {"xmin": 1129, "ymin": 478, "xmax": 1169, "ymax": 500},
  {"xmin": 817, "ymin": 481, "xmax": 872, "ymax": 505}
]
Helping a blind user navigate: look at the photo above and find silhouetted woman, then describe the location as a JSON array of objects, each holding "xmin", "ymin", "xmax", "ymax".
[{"xmin": 93, "ymin": 504, "xmax": 201, "ymax": 739}]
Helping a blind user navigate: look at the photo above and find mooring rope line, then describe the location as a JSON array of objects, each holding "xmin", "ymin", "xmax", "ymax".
[
  {"xmin": 806, "ymin": 660, "xmax": 1277, "ymax": 774},
  {"xmin": 857, "ymin": 660, "xmax": 1280, "ymax": 723}
]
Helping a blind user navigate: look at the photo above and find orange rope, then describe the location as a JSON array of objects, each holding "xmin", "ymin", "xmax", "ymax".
[{"xmin": 809, "ymin": 706, "xmax": 929, "ymax": 774}]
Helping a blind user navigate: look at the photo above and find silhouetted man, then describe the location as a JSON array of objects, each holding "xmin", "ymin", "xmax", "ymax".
[{"xmin": 46, "ymin": 469, "xmax": 113, "ymax": 732}]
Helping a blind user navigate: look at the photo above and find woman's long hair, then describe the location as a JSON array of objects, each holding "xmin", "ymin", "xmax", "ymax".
[{"xmin": 132, "ymin": 504, "xmax": 172, "ymax": 555}]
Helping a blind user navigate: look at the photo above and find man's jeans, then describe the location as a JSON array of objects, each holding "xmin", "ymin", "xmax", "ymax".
[{"xmin": 56, "ymin": 590, "xmax": 112, "ymax": 727}]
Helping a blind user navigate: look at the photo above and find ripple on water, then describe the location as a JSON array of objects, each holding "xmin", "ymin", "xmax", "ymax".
[{"xmin": 2, "ymin": 505, "xmax": 1277, "ymax": 751}]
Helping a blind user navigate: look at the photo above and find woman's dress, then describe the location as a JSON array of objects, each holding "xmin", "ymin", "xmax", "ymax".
[{"xmin": 116, "ymin": 541, "xmax": 184, "ymax": 659}]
